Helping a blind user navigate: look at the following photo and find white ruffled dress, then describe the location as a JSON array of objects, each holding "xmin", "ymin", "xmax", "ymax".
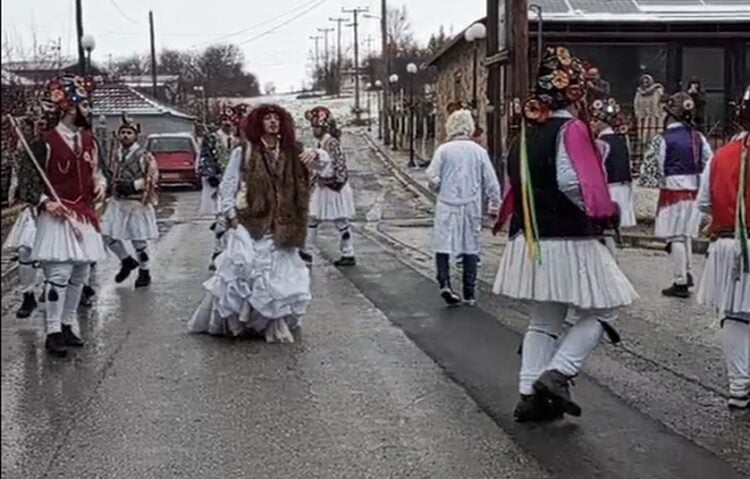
[
  {"xmin": 101, "ymin": 199, "xmax": 159, "ymax": 241},
  {"xmin": 188, "ymin": 145, "xmax": 331, "ymax": 343}
]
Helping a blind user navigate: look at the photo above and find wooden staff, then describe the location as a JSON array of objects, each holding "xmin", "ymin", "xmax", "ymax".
[{"xmin": 5, "ymin": 114, "xmax": 84, "ymax": 241}]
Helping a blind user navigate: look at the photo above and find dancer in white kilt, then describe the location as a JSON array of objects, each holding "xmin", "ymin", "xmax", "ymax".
[
  {"xmin": 695, "ymin": 87, "xmax": 750, "ymax": 410},
  {"xmin": 101, "ymin": 115, "xmax": 159, "ymax": 288},
  {"xmin": 3, "ymin": 117, "xmax": 46, "ymax": 318},
  {"xmin": 302, "ymin": 106, "xmax": 357, "ymax": 267},
  {"xmin": 427, "ymin": 109, "xmax": 500, "ymax": 306},
  {"xmin": 28, "ymin": 74, "xmax": 108, "ymax": 357},
  {"xmin": 492, "ymin": 47, "xmax": 638, "ymax": 422},
  {"xmin": 189, "ymin": 104, "xmax": 332, "ymax": 343},
  {"xmin": 641, "ymin": 92, "xmax": 712, "ymax": 298}
]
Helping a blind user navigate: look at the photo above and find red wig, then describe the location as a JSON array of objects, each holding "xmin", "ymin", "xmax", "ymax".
[{"xmin": 243, "ymin": 103, "xmax": 297, "ymax": 152}]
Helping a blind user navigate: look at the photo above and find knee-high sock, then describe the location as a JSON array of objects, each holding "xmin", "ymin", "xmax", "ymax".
[
  {"xmin": 334, "ymin": 218, "xmax": 354, "ymax": 257},
  {"xmin": 105, "ymin": 236, "xmax": 130, "ymax": 260},
  {"xmin": 686, "ymin": 238, "xmax": 694, "ymax": 275},
  {"xmin": 17, "ymin": 246, "xmax": 39, "ymax": 293},
  {"xmin": 722, "ymin": 315, "xmax": 750, "ymax": 398},
  {"xmin": 42, "ymin": 262, "xmax": 74, "ymax": 334},
  {"xmin": 670, "ymin": 239, "xmax": 688, "ymax": 285},
  {"xmin": 548, "ymin": 309, "xmax": 616, "ymax": 378},
  {"xmin": 62, "ymin": 263, "xmax": 90, "ymax": 333},
  {"xmin": 132, "ymin": 240, "xmax": 149, "ymax": 270},
  {"xmin": 519, "ymin": 302, "xmax": 566, "ymax": 395},
  {"xmin": 305, "ymin": 220, "xmax": 320, "ymax": 254}
]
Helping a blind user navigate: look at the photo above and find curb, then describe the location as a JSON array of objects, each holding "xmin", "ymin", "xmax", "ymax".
[{"xmin": 361, "ymin": 132, "xmax": 711, "ymax": 254}]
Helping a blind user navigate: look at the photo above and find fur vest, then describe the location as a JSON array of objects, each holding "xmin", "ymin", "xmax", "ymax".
[{"xmin": 238, "ymin": 141, "xmax": 310, "ymax": 249}]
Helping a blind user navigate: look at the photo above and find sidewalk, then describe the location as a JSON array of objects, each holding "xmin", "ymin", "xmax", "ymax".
[{"xmin": 361, "ymin": 132, "xmax": 708, "ymax": 254}]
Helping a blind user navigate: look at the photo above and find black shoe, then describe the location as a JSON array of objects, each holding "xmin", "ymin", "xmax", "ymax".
[
  {"xmin": 533, "ymin": 370, "xmax": 582, "ymax": 417},
  {"xmin": 513, "ymin": 394, "xmax": 565, "ymax": 423},
  {"xmin": 79, "ymin": 285, "xmax": 95, "ymax": 308},
  {"xmin": 115, "ymin": 257, "xmax": 139, "ymax": 283},
  {"xmin": 16, "ymin": 292, "xmax": 38, "ymax": 319},
  {"xmin": 661, "ymin": 283, "xmax": 690, "ymax": 298},
  {"xmin": 299, "ymin": 251, "xmax": 313, "ymax": 265},
  {"xmin": 134, "ymin": 269, "xmax": 151, "ymax": 288},
  {"xmin": 687, "ymin": 273, "xmax": 695, "ymax": 288},
  {"xmin": 440, "ymin": 287, "xmax": 462, "ymax": 306},
  {"xmin": 45, "ymin": 333, "xmax": 68, "ymax": 357},
  {"xmin": 209, "ymin": 252, "xmax": 221, "ymax": 272},
  {"xmin": 61, "ymin": 324, "xmax": 84, "ymax": 347},
  {"xmin": 334, "ymin": 256, "xmax": 356, "ymax": 267}
]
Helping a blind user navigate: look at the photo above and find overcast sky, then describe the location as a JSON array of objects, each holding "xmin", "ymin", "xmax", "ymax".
[{"xmin": 1, "ymin": 0, "xmax": 485, "ymax": 92}]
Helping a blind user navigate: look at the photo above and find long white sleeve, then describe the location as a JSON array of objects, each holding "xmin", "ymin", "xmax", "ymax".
[
  {"xmin": 218, "ymin": 146, "xmax": 244, "ymax": 219},
  {"xmin": 425, "ymin": 146, "xmax": 444, "ymax": 192},
  {"xmin": 696, "ymin": 157, "xmax": 712, "ymax": 214},
  {"xmin": 481, "ymin": 151, "xmax": 501, "ymax": 215}
]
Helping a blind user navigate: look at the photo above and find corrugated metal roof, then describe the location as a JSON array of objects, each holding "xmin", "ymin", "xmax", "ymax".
[{"xmin": 92, "ymin": 84, "xmax": 194, "ymax": 120}]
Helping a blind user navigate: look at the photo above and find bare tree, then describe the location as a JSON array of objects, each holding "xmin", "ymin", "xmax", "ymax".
[{"xmin": 387, "ymin": 6, "xmax": 416, "ymax": 51}]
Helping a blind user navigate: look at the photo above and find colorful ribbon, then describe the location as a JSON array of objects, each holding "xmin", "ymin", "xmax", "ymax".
[
  {"xmin": 737, "ymin": 139, "xmax": 750, "ymax": 274},
  {"xmin": 520, "ymin": 121, "xmax": 541, "ymax": 262}
]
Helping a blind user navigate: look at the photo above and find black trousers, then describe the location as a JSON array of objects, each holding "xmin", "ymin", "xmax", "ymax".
[{"xmin": 436, "ymin": 253, "xmax": 478, "ymax": 299}]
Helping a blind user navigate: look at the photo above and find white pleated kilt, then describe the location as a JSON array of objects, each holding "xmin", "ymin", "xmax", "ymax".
[
  {"xmin": 31, "ymin": 212, "xmax": 107, "ymax": 263},
  {"xmin": 199, "ymin": 178, "xmax": 219, "ymax": 216},
  {"xmin": 654, "ymin": 199, "xmax": 702, "ymax": 239},
  {"xmin": 188, "ymin": 227, "xmax": 311, "ymax": 343},
  {"xmin": 609, "ymin": 183, "xmax": 636, "ymax": 228},
  {"xmin": 3, "ymin": 207, "xmax": 37, "ymax": 251},
  {"xmin": 309, "ymin": 183, "xmax": 356, "ymax": 221},
  {"xmin": 697, "ymin": 238, "xmax": 750, "ymax": 314},
  {"xmin": 493, "ymin": 235, "xmax": 639, "ymax": 310},
  {"xmin": 101, "ymin": 199, "xmax": 159, "ymax": 241}
]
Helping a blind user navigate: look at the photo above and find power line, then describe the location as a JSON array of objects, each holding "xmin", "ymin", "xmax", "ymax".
[
  {"xmin": 108, "ymin": 0, "xmax": 139, "ymax": 24},
  {"xmin": 199, "ymin": 0, "xmax": 325, "ymax": 46},
  {"xmin": 236, "ymin": 0, "xmax": 328, "ymax": 47}
]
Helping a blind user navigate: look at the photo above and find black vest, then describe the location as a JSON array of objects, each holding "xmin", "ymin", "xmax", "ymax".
[
  {"xmin": 600, "ymin": 133, "xmax": 632, "ymax": 184},
  {"xmin": 508, "ymin": 118, "xmax": 600, "ymax": 239}
]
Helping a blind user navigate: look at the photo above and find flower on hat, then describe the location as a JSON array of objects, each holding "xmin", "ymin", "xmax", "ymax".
[
  {"xmin": 556, "ymin": 47, "xmax": 572, "ymax": 66},
  {"xmin": 683, "ymin": 98, "xmax": 695, "ymax": 111},
  {"xmin": 592, "ymin": 99, "xmax": 604, "ymax": 110},
  {"xmin": 57, "ymin": 97, "xmax": 72, "ymax": 111},
  {"xmin": 73, "ymin": 76, "xmax": 86, "ymax": 90},
  {"xmin": 538, "ymin": 74, "xmax": 553, "ymax": 91},
  {"xmin": 50, "ymin": 89, "xmax": 65, "ymax": 103},
  {"xmin": 551, "ymin": 70, "xmax": 570, "ymax": 89},
  {"xmin": 82, "ymin": 76, "xmax": 96, "ymax": 93},
  {"xmin": 523, "ymin": 98, "xmax": 550, "ymax": 123}
]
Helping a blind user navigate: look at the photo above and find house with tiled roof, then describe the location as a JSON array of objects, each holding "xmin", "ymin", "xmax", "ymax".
[
  {"xmin": 429, "ymin": 0, "xmax": 749, "ymax": 156},
  {"xmin": 93, "ymin": 83, "xmax": 196, "ymax": 138}
]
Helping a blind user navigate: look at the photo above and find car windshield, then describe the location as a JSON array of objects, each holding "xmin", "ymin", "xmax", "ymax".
[{"xmin": 147, "ymin": 137, "xmax": 194, "ymax": 152}]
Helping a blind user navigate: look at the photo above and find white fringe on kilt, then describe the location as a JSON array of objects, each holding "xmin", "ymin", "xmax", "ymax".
[
  {"xmin": 101, "ymin": 199, "xmax": 159, "ymax": 241},
  {"xmin": 697, "ymin": 238, "xmax": 750, "ymax": 315},
  {"xmin": 493, "ymin": 235, "xmax": 639, "ymax": 310},
  {"xmin": 609, "ymin": 183, "xmax": 636, "ymax": 228},
  {"xmin": 309, "ymin": 183, "xmax": 356, "ymax": 221},
  {"xmin": 654, "ymin": 199, "xmax": 702, "ymax": 239},
  {"xmin": 31, "ymin": 212, "xmax": 107, "ymax": 263},
  {"xmin": 3, "ymin": 207, "xmax": 37, "ymax": 250},
  {"xmin": 188, "ymin": 227, "xmax": 311, "ymax": 343},
  {"xmin": 199, "ymin": 178, "xmax": 219, "ymax": 216}
]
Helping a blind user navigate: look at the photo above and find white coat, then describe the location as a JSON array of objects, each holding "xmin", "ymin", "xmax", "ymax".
[{"xmin": 426, "ymin": 136, "xmax": 501, "ymax": 255}]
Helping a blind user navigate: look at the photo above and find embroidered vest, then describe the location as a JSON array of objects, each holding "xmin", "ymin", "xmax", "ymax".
[
  {"xmin": 663, "ymin": 125, "xmax": 701, "ymax": 177},
  {"xmin": 709, "ymin": 140, "xmax": 750, "ymax": 238},
  {"xmin": 600, "ymin": 133, "xmax": 632, "ymax": 184},
  {"xmin": 112, "ymin": 145, "xmax": 147, "ymax": 199}
]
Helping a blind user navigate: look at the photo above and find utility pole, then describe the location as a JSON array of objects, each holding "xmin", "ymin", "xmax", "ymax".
[
  {"xmin": 380, "ymin": 0, "xmax": 391, "ymax": 144},
  {"xmin": 75, "ymin": 0, "xmax": 85, "ymax": 74},
  {"xmin": 309, "ymin": 35, "xmax": 322, "ymax": 74},
  {"xmin": 318, "ymin": 27, "xmax": 334, "ymax": 93},
  {"xmin": 149, "ymin": 11, "xmax": 158, "ymax": 99},
  {"xmin": 343, "ymin": 6, "xmax": 369, "ymax": 123},
  {"xmin": 330, "ymin": 17, "xmax": 347, "ymax": 96}
]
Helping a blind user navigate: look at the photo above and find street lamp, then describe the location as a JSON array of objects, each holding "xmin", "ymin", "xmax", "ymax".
[
  {"xmin": 389, "ymin": 74, "xmax": 399, "ymax": 150},
  {"xmin": 374, "ymin": 80, "xmax": 383, "ymax": 140},
  {"xmin": 193, "ymin": 85, "xmax": 207, "ymax": 125},
  {"xmin": 406, "ymin": 62, "xmax": 418, "ymax": 168},
  {"xmin": 464, "ymin": 22, "xmax": 486, "ymax": 113},
  {"xmin": 365, "ymin": 82, "xmax": 373, "ymax": 132},
  {"xmin": 80, "ymin": 34, "xmax": 95, "ymax": 75}
]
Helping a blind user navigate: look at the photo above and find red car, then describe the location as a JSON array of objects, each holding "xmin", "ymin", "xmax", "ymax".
[{"xmin": 146, "ymin": 133, "xmax": 201, "ymax": 189}]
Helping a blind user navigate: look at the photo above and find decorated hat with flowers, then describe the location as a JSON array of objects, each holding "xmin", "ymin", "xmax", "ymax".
[
  {"xmin": 305, "ymin": 106, "xmax": 335, "ymax": 128},
  {"xmin": 522, "ymin": 46, "xmax": 585, "ymax": 124},
  {"xmin": 590, "ymin": 97, "xmax": 630, "ymax": 134},
  {"xmin": 118, "ymin": 112, "xmax": 141, "ymax": 134},
  {"xmin": 40, "ymin": 73, "xmax": 95, "ymax": 114},
  {"xmin": 662, "ymin": 91, "xmax": 696, "ymax": 123}
]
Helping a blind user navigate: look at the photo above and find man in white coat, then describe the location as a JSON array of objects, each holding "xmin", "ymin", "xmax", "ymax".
[{"xmin": 426, "ymin": 109, "xmax": 501, "ymax": 306}]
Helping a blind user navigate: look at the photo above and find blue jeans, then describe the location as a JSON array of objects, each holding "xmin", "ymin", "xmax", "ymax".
[{"xmin": 436, "ymin": 253, "xmax": 478, "ymax": 300}]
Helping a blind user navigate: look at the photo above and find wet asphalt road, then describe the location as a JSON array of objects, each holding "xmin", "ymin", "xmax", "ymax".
[{"xmin": 1, "ymin": 131, "xmax": 749, "ymax": 478}]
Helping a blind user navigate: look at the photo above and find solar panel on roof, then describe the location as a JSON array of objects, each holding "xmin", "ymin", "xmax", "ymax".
[
  {"xmin": 570, "ymin": 0, "xmax": 640, "ymax": 13},
  {"xmin": 533, "ymin": 0, "xmax": 570, "ymax": 14}
]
